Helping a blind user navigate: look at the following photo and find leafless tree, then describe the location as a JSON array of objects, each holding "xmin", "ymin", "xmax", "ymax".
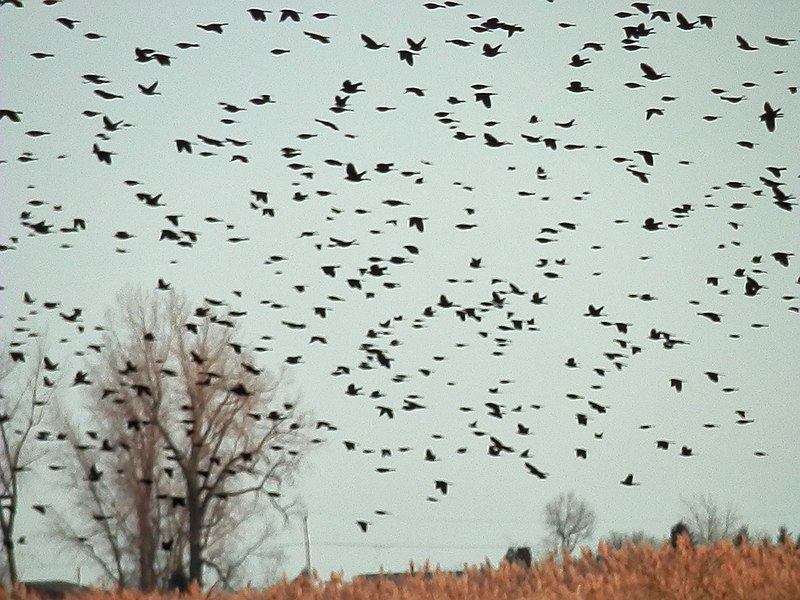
[
  {"xmin": 543, "ymin": 491, "xmax": 597, "ymax": 553},
  {"xmin": 601, "ymin": 530, "xmax": 663, "ymax": 550},
  {"xmin": 57, "ymin": 287, "xmax": 315, "ymax": 588},
  {"xmin": 1, "ymin": 339, "xmax": 60, "ymax": 586},
  {"xmin": 679, "ymin": 493, "xmax": 742, "ymax": 544}
]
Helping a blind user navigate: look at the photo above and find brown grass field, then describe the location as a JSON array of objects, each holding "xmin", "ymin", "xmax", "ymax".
[{"xmin": 8, "ymin": 538, "xmax": 800, "ymax": 600}]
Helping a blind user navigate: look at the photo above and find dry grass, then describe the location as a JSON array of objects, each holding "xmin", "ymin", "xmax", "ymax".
[{"xmin": 9, "ymin": 538, "xmax": 800, "ymax": 600}]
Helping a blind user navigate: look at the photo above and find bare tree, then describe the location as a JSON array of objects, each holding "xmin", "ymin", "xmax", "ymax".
[
  {"xmin": 543, "ymin": 491, "xmax": 597, "ymax": 553},
  {"xmin": 679, "ymin": 493, "xmax": 742, "ymax": 544},
  {"xmin": 1, "ymin": 339, "xmax": 59, "ymax": 586},
  {"xmin": 601, "ymin": 530, "xmax": 662, "ymax": 550},
  {"xmin": 57, "ymin": 288, "xmax": 315, "ymax": 588}
]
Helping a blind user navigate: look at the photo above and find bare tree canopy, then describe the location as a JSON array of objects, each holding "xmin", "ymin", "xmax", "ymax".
[
  {"xmin": 679, "ymin": 493, "xmax": 742, "ymax": 544},
  {"xmin": 1, "ymin": 339, "xmax": 59, "ymax": 586},
  {"xmin": 543, "ymin": 491, "xmax": 597, "ymax": 553},
  {"xmin": 55, "ymin": 288, "xmax": 316, "ymax": 588}
]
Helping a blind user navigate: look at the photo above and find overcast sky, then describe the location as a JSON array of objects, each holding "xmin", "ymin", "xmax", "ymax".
[{"xmin": 2, "ymin": 0, "xmax": 799, "ymax": 585}]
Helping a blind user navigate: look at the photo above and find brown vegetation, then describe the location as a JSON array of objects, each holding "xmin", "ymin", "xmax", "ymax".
[{"xmin": 9, "ymin": 538, "xmax": 800, "ymax": 600}]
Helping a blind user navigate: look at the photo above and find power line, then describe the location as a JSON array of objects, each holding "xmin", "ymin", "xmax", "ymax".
[{"xmin": 310, "ymin": 541, "xmax": 513, "ymax": 550}]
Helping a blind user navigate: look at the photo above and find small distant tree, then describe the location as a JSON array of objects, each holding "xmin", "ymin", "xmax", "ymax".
[
  {"xmin": 679, "ymin": 494, "xmax": 741, "ymax": 544},
  {"xmin": 601, "ymin": 530, "xmax": 662, "ymax": 550},
  {"xmin": 776, "ymin": 526, "xmax": 791, "ymax": 546},
  {"xmin": 0, "ymin": 339, "xmax": 59, "ymax": 586},
  {"xmin": 503, "ymin": 546, "xmax": 532, "ymax": 567},
  {"xmin": 670, "ymin": 521, "xmax": 694, "ymax": 548},
  {"xmin": 733, "ymin": 525, "xmax": 750, "ymax": 546},
  {"xmin": 543, "ymin": 491, "xmax": 596, "ymax": 553}
]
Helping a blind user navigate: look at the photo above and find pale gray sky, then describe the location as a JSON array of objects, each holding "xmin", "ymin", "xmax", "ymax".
[{"xmin": 2, "ymin": 0, "xmax": 798, "ymax": 585}]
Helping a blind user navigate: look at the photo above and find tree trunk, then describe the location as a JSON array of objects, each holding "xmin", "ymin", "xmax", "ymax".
[
  {"xmin": 135, "ymin": 462, "xmax": 158, "ymax": 591},
  {"xmin": 1, "ymin": 499, "xmax": 19, "ymax": 585},
  {"xmin": 138, "ymin": 509, "xmax": 156, "ymax": 590},
  {"xmin": 186, "ymin": 479, "xmax": 203, "ymax": 586},
  {"xmin": 3, "ymin": 534, "xmax": 18, "ymax": 585}
]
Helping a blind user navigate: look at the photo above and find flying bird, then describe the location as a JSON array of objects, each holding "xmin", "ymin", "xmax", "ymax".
[
  {"xmin": 247, "ymin": 8, "xmax": 270, "ymax": 21},
  {"xmin": 197, "ymin": 23, "xmax": 228, "ymax": 33},
  {"xmin": 361, "ymin": 34, "xmax": 388, "ymax": 49},
  {"xmin": 524, "ymin": 462, "xmax": 548, "ymax": 479},
  {"xmin": 736, "ymin": 35, "xmax": 758, "ymax": 51},
  {"xmin": 345, "ymin": 163, "xmax": 369, "ymax": 182},
  {"xmin": 759, "ymin": 102, "xmax": 783, "ymax": 132},
  {"xmin": 640, "ymin": 62, "xmax": 669, "ymax": 80}
]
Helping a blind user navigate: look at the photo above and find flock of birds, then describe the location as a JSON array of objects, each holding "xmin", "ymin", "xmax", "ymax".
[{"xmin": 1, "ymin": 0, "xmax": 798, "ymax": 567}]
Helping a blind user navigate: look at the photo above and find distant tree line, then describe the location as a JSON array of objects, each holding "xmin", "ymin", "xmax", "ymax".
[{"xmin": 502, "ymin": 491, "xmax": 797, "ymax": 568}]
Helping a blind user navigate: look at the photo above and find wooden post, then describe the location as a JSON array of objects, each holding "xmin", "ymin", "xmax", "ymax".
[{"xmin": 303, "ymin": 514, "xmax": 312, "ymax": 576}]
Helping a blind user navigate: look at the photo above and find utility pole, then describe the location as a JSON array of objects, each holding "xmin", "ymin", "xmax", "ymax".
[{"xmin": 303, "ymin": 513, "xmax": 312, "ymax": 577}]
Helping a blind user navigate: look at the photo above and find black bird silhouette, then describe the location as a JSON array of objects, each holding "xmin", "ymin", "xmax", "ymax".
[
  {"xmin": 341, "ymin": 80, "xmax": 364, "ymax": 94},
  {"xmin": 634, "ymin": 149, "xmax": 658, "ymax": 166},
  {"xmin": 73, "ymin": 371, "xmax": 91, "ymax": 386},
  {"xmin": 567, "ymin": 81, "xmax": 593, "ymax": 93},
  {"xmin": 138, "ymin": 81, "xmax": 160, "ymax": 96},
  {"xmin": 524, "ymin": 462, "xmax": 548, "ymax": 479},
  {"xmin": 697, "ymin": 311, "xmax": 722, "ymax": 322},
  {"xmin": 675, "ymin": 12, "xmax": 697, "ymax": 30},
  {"xmin": 0, "ymin": 109, "xmax": 23, "ymax": 122},
  {"xmin": 247, "ymin": 8, "xmax": 270, "ymax": 21},
  {"xmin": 584, "ymin": 304, "xmax": 604, "ymax": 317},
  {"xmin": 88, "ymin": 464, "xmax": 103, "ymax": 482},
  {"xmin": 483, "ymin": 132, "xmax": 510, "ymax": 147},
  {"xmin": 304, "ymin": 31, "xmax": 329, "ymax": 44},
  {"xmin": 92, "ymin": 143, "xmax": 114, "ymax": 164},
  {"xmin": 279, "ymin": 9, "xmax": 302, "ymax": 22},
  {"xmin": 569, "ymin": 53, "xmax": 590, "ymax": 67},
  {"xmin": 407, "ymin": 37, "xmax": 426, "ymax": 51},
  {"xmin": 482, "ymin": 43, "xmax": 504, "ymax": 57},
  {"xmin": 361, "ymin": 34, "xmax": 388, "ymax": 49},
  {"xmin": 197, "ymin": 23, "xmax": 228, "ymax": 33},
  {"xmin": 408, "ymin": 216, "xmax": 426, "ymax": 232},
  {"xmin": 736, "ymin": 35, "xmax": 758, "ymax": 51},
  {"xmin": 698, "ymin": 15, "xmax": 716, "ymax": 29},
  {"xmin": 471, "ymin": 92, "xmax": 493, "ymax": 109},
  {"xmin": 765, "ymin": 36, "xmax": 795, "ymax": 47},
  {"xmin": 345, "ymin": 163, "xmax": 369, "ymax": 182},
  {"xmin": 772, "ymin": 252, "xmax": 792, "ymax": 267},
  {"xmin": 398, "ymin": 49, "xmax": 417, "ymax": 65},
  {"xmin": 759, "ymin": 102, "xmax": 783, "ymax": 132},
  {"xmin": 640, "ymin": 62, "xmax": 669, "ymax": 80},
  {"xmin": 642, "ymin": 218, "xmax": 662, "ymax": 231},
  {"xmin": 56, "ymin": 17, "xmax": 80, "ymax": 29},
  {"xmin": 620, "ymin": 473, "xmax": 639, "ymax": 486},
  {"xmin": 744, "ymin": 276, "xmax": 763, "ymax": 296}
]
